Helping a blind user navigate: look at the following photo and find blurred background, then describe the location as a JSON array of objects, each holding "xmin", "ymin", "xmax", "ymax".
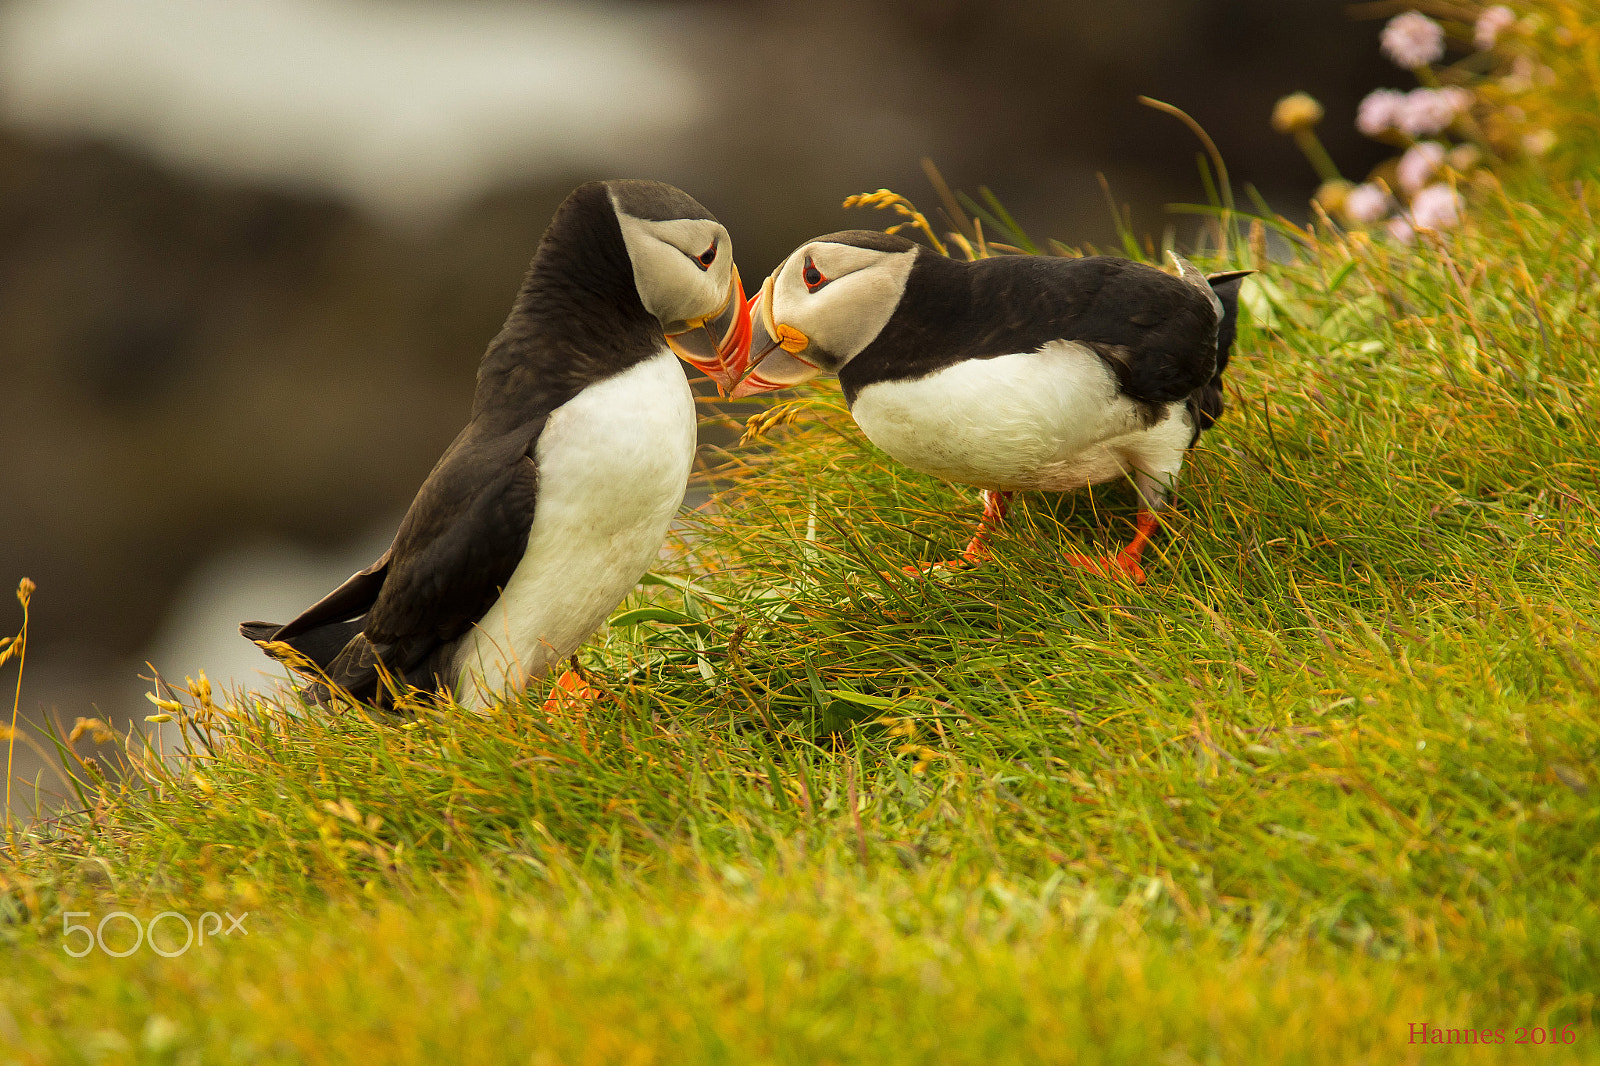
[{"xmin": 0, "ymin": 0, "xmax": 1394, "ymax": 813}]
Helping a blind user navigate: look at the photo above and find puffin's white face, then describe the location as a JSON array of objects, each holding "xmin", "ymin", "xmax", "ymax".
[
  {"xmin": 730, "ymin": 239, "xmax": 917, "ymax": 398},
  {"xmin": 614, "ymin": 210, "xmax": 750, "ymax": 395}
]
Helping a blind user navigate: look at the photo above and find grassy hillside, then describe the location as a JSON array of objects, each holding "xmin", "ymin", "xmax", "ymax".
[{"xmin": 5, "ymin": 11, "xmax": 1600, "ymax": 1061}]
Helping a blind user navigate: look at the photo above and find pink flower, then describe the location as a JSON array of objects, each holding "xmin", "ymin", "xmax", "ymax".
[
  {"xmin": 1397, "ymin": 87, "xmax": 1469, "ymax": 137},
  {"xmin": 1382, "ymin": 11, "xmax": 1446, "ymax": 68},
  {"xmin": 1397, "ymin": 141, "xmax": 1446, "ymax": 193},
  {"xmin": 1343, "ymin": 183, "xmax": 1392, "ymax": 224},
  {"xmin": 1387, "ymin": 216, "xmax": 1417, "ymax": 244},
  {"xmin": 1410, "ymin": 184, "xmax": 1463, "ymax": 229},
  {"xmin": 1475, "ymin": 5, "xmax": 1515, "ymax": 50},
  {"xmin": 1357, "ymin": 89, "xmax": 1407, "ymax": 137}
]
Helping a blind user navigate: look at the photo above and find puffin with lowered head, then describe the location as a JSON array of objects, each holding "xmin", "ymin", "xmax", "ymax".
[
  {"xmin": 731, "ymin": 230, "xmax": 1249, "ymax": 581},
  {"xmin": 242, "ymin": 179, "xmax": 751, "ymax": 710}
]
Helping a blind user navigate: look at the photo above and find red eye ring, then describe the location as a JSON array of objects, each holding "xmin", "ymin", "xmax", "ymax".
[
  {"xmin": 802, "ymin": 257, "xmax": 826, "ymax": 292},
  {"xmin": 696, "ymin": 243, "xmax": 717, "ymax": 268}
]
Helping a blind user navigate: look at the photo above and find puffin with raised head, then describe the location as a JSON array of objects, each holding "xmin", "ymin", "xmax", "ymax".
[
  {"xmin": 731, "ymin": 230, "xmax": 1249, "ymax": 581},
  {"xmin": 242, "ymin": 179, "xmax": 752, "ymax": 710}
]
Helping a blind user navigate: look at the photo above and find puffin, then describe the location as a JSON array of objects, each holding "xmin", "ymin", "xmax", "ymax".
[
  {"xmin": 242, "ymin": 179, "xmax": 752, "ymax": 711},
  {"xmin": 730, "ymin": 230, "xmax": 1249, "ymax": 581}
]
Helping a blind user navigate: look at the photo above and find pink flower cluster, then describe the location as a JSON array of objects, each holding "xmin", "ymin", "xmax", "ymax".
[
  {"xmin": 1382, "ymin": 11, "xmax": 1446, "ymax": 68},
  {"xmin": 1475, "ymin": 6, "xmax": 1515, "ymax": 50},
  {"xmin": 1337, "ymin": 8, "xmax": 1506, "ymax": 241},
  {"xmin": 1347, "ymin": 175, "xmax": 1462, "ymax": 243},
  {"xmin": 1396, "ymin": 142, "xmax": 1446, "ymax": 193},
  {"xmin": 1276, "ymin": 7, "xmax": 1523, "ymax": 241},
  {"xmin": 1357, "ymin": 86, "xmax": 1471, "ymax": 138},
  {"xmin": 1343, "ymin": 184, "xmax": 1392, "ymax": 225},
  {"xmin": 1383, "ymin": 184, "xmax": 1464, "ymax": 244}
]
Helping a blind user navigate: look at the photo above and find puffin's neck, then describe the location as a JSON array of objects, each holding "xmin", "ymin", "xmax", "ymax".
[{"xmin": 472, "ymin": 185, "xmax": 664, "ymax": 428}]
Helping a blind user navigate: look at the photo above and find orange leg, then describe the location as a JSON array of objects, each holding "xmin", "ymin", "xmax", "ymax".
[
  {"xmin": 541, "ymin": 665, "xmax": 598, "ymax": 713},
  {"xmin": 904, "ymin": 489, "xmax": 1013, "ymax": 574},
  {"xmin": 1063, "ymin": 509, "xmax": 1160, "ymax": 584},
  {"xmin": 961, "ymin": 489, "xmax": 1013, "ymax": 565}
]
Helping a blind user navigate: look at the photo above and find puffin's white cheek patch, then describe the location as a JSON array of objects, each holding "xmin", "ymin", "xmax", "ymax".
[
  {"xmin": 792, "ymin": 250, "xmax": 915, "ymax": 368},
  {"xmin": 615, "ymin": 213, "xmax": 727, "ymax": 328}
]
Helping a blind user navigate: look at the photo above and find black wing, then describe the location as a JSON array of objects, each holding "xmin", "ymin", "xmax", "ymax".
[
  {"xmin": 998, "ymin": 255, "xmax": 1224, "ymax": 404},
  {"xmin": 244, "ymin": 417, "xmax": 545, "ymax": 701},
  {"xmin": 355, "ymin": 419, "xmax": 545, "ymax": 674}
]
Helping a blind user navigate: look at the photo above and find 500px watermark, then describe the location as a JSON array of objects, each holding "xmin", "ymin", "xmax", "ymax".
[{"xmin": 62, "ymin": 911, "xmax": 249, "ymax": 958}]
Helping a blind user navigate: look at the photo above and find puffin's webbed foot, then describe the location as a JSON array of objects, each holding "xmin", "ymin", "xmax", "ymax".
[
  {"xmin": 1062, "ymin": 510, "xmax": 1161, "ymax": 585},
  {"xmin": 901, "ymin": 489, "xmax": 1014, "ymax": 574},
  {"xmin": 541, "ymin": 657, "xmax": 598, "ymax": 713}
]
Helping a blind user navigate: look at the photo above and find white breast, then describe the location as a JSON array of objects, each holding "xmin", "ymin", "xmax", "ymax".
[
  {"xmin": 452, "ymin": 347, "xmax": 695, "ymax": 710},
  {"xmin": 849, "ymin": 341, "xmax": 1195, "ymax": 493}
]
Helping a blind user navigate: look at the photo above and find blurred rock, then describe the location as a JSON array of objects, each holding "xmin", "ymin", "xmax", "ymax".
[{"xmin": 0, "ymin": 130, "xmax": 573, "ymax": 668}]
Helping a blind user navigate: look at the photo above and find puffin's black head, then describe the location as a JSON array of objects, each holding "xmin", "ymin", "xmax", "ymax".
[
  {"xmin": 731, "ymin": 229, "xmax": 920, "ymax": 398},
  {"xmin": 598, "ymin": 179, "xmax": 750, "ymax": 395}
]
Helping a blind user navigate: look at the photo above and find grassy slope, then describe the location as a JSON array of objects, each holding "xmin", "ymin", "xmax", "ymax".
[{"xmin": 3, "ymin": 174, "xmax": 1599, "ymax": 1062}]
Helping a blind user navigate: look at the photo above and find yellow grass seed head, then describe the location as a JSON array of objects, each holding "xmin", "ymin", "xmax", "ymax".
[
  {"xmin": 1272, "ymin": 92, "xmax": 1325, "ymax": 134},
  {"xmin": 1314, "ymin": 178, "xmax": 1355, "ymax": 217},
  {"xmin": 145, "ymin": 692, "xmax": 183, "ymax": 715},
  {"xmin": 258, "ymin": 640, "xmax": 315, "ymax": 671},
  {"xmin": 69, "ymin": 717, "xmax": 115, "ymax": 744},
  {"xmin": 740, "ymin": 399, "xmax": 832, "ymax": 445},
  {"xmin": 1248, "ymin": 218, "xmax": 1269, "ymax": 270},
  {"xmin": 843, "ymin": 188, "xmax": 948, "ymax": 256},
  {"xmin": 187, "ymin": 670, "xmax": 214, "ymax": 707}
]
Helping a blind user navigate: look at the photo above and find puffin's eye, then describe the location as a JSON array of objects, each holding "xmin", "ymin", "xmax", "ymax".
[
  {"xmin": 802, "ymin": 257, "xmax": 827, "ymax": 292},
  {"xmin": 695, "ymin": 243, "xmax": 717, "ymax": 269}
]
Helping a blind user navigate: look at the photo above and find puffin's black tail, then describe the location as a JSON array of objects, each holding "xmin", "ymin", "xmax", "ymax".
[
  {"xmin": 1190, "ymin": 270, "xmax": 1253, "ymax": 432},
  {"xmin": 240, "ymin": 620, "xmax": 278, "ymax": 645},
  {"xmin": 241, "ymin": 616, "xmax": 445, "ymax": 710},
  {"xmin": 241, "ymin": 552, "xmax": 407, "ymax": 704},
  {"xmin": 240, "ymin": 617, "xmax": 368, "ymax": 675}
]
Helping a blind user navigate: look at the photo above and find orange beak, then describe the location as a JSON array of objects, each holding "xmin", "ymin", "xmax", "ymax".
[
  {"xmin": 665, "ymin": 267, "xmax": 753, "ymax": 397},
  {"xmin": 729, "ymin": 280, "xmax": 821, "ymax": 398}
]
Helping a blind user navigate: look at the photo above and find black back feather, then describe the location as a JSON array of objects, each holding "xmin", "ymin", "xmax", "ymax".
[{"xmin": 839, "ymin": 251, "xmax": 1226, "ymax": 408}]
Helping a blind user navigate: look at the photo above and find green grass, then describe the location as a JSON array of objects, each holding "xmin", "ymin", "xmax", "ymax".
[{"xmin": 4, "ymin": 166, "xmax": 1600, "ymax": 1062}]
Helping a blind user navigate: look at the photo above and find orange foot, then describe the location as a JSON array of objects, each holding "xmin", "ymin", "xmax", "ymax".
[
  {"xmin": 1064, "ymin": 510, "xmax": 1161, "ymax": 584},
  {"xmin": 1063, "ymin": 552, "xmax": 1147, "ymax": 584},
  {"xmin": 541, "ymin": 668, "xmax": 598, "ymax": 713},
  {"xmin": 902, "ymin": 489, "xmax": 1013, "ymax": 574},
  {"xmin": 900, "ymin": 555, "xmax": 980, "ymax": 577}
]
